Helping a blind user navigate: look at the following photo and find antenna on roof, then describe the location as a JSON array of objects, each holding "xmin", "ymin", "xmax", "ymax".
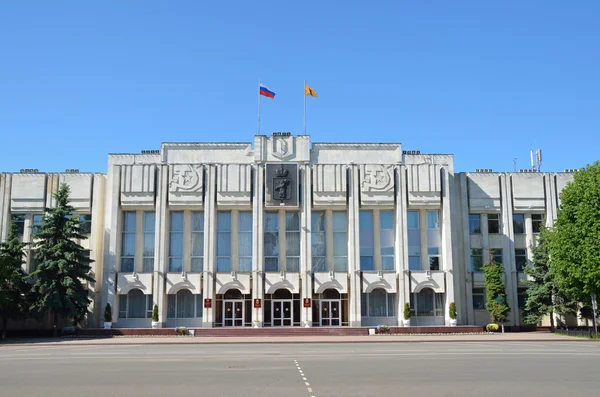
[
  {"xmin": 530, "ymin": 149, "xmax": 542, "ymax": 172},
  {"xmin": 513, "ymin": 158, "xmax": 517, "ymax": 172}
]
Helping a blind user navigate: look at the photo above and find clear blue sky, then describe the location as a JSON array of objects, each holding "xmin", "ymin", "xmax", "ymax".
[{"xmin": 1, "ymin": 1, "xmax": 598, "ymax": 173}]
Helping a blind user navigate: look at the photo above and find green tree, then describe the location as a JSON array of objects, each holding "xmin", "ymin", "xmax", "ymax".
[
  {"xmin": 29, "ymin": 184, "xmax": 95, "ymax": 336},
  {"xmin": 548, "ymin": 162, "xmax": 600, "ymax": 329},
  {"xmin": 483, "ymin": 253, "xmax": 510, "ymax": 332},
  {"xmin": 0, "ymin": 222, "xmax": 30, "ymax": 338},
  {"xmin": 523, "ymin": 227, "xmax": 576, "ymax": 330}
]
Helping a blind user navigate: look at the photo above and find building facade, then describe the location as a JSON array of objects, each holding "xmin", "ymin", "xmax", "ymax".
[{"xmin": 0, "ymin": 134, "xmax": 576, "ymax": 328}]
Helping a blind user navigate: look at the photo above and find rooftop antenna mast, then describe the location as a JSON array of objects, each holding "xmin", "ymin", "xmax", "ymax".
[
  {"xmin": 530, "ymin": 149, "xmax": 542, "ymax": 172},
  {"xmin": 513, "ymin": 158, "xmax": 517, "ymax": 172}
]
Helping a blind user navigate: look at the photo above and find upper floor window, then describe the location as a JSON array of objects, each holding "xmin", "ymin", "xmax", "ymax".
[
  {"xmin": 238, "ymin": 212, "xmax": 253, "ymax": 272},
  {"xmin": 11, "ymin": 214, "xmax": 26, "ymax": 236},
  {"xmin": 471, "ymin": 249, "xmax": 483, "ymax": 272},
  {"xmin": 264, "ymin": 212, "xmax": 279, "ymax": 272},
  {"xmin": 311, "ymin": 211, "xmax": 327, "ymax": 272},
  {"xmin": 407, "ymin": 211, "xmax": 421, "ymax": 271},
  {"xmin": 264, "ymin": 211, "xmax": 299, "ymax": 272},
  {"xmin": 469, "ymin": 214, "xmax": 481, "ymax": 234},
  {"xmin": 515, "ymin": 249, "xmax": 527, "ymax": 272},
  {"xmin": 359, "ymin": 211, "xmax": 374, "ymax": 271},
  {"xmin": 427, "ymin": 211, "xmax": 440, "ymax": 271},
  {"xmin": 490, "ymin": 248, "xmax": 503, "ymax": 265},
  {"xmin": 513, "ymin": 214, "xmax": 525, "ymax": 234},
  {"xmin": 285, "ymin": 212, "xmax": 301, "ymax": 272},
  {"xmin": 79, "ymin": 214, "xmax": 92, "ymax": 235},
  {"xmin": 216, "ymin": 211, "xmax": 232, "ymax": 272},
  {"xmin": 380, "ymin": 211, "xmax": 395, "ymax": 271},
  {"xmin": 168, "ymin": 212, "xmax": 184, "ymax": 272},
  {"xmin": 142, "ymin": 212, "xmax": 155, "ymax": 272},
  {"xmin": 532, "ymin": 214, "xmax": 544, "ymax": 234},
  {"xmin": 488, "ymin": 214, "xmax": 502, "ymax": 234},
  {"xmin": 121, "ymin": 212, "xmax": 136, "ymax": 272},
  {"xmin": 472, "ymin": 288, "xmax": 486, "ymax": 309},
  {"xmin": 32, "ymin": 214, "xmax": 43, "ymax": 235},
  {"xmin": 191, "ymin": 212, "xmax": 204, "ymax": 272},
  {"xmin": 332, "ymin": 212, "xmax": 348, "ymax": 272}
]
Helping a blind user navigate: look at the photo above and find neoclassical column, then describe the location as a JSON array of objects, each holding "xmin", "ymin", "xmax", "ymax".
[
  {"xmin": 251, "ymin": 164, "xmax": 265, "ymax": 326},
  {"xmin": 202, "ymin": 165, "xmax": 217, "ymax": 327},
  {"xmin": 395, "ymin": 166, "xmax": 409, "ymax": 326},
  {"xmin": 348, "ymin": 165, "xmax": 361, "ymax": 327}
]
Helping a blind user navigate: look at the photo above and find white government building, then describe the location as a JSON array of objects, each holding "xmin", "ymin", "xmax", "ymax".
[{"xmin": 0, "ymin": 133, "xmax": 576, "ymax": 329}]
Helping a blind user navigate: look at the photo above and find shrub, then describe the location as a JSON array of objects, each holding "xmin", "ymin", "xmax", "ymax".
[
  {"xmin": 103, "ymin": 304, "xmax": 112, "ymax": 323},
  {"xmin": 449, "ymin": 302, "xmax": 457, "ymax": 320},
  {"xmin": 486, "ymin": 323, "xmax": 499, "ymax": 332},
  {"xmin": 152, "ymin": 304, "xmax": 159, "ymax": 322},
  {"xmin": 377, "ymin": 325, "xmax": 391, "ymax": 334},
  {"xmin": 61, "ymin": 326, "xmax": 76, "ymax": 336},
  {"xmin": 176, "ymin": 326, "xmax": 189, "ymax": 336},
  {"xmin": 403, "ymin": 302, "xmax": 411, "ymax": 320}
]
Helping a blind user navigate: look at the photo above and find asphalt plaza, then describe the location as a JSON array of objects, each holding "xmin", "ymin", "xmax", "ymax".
[{"xmin": 0, "ymin": 340, "xmax": 599, "ymax": 397}]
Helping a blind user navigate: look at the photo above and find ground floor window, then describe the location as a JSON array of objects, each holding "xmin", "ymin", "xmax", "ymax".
[
  {"xmin": 361, "ymin": 289, "xmax": 396, "ymax": 317},
  {"xmin": 167, "ymin": 290, "xmax": 203, "ymax": 318},
  {"xmin": 410, "ymin": 288, "xmax": 444, "ymax": 325},
  {"xmin": 118, "ymin": 289, "xmax": 152, "ymax": 318},
  {"xmin": 312, "ymin": 289, "xmax": 349, "ymax": 326}
]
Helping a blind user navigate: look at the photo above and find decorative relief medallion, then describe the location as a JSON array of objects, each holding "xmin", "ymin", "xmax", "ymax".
[
  {"xmin": 272, "ymin": 135, "xmax": 294, "ymax": 159},
  {"xmin": 169, "ymin": 165, "xmax": 203, "ymax": 192},
  {"xmin": 361, "ymin": 165, "xmax": 394, "ymax": 192}
]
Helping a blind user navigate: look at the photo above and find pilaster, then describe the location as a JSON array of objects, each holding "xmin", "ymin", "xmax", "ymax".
[
  {"xmin": 300, "ymin": 165, "xmax": 312, "ymax": 326},
  {"xmin": 154, "ymin": 165, "xmax": 168, "ymax": 325},
  {"xmin": 348, "ymin": 165, "xmax": 361, "ymax": 326},
  {"xmin": 441, "ymin": 167, "xmax": 455, "ymax": 325},
  {"xmin": 458, "ymin": 174, "xmax": 472, "ymax": 325},
  {"xmin": 396, "ymin": 166, "xmax": 408, "ymax": 325},
  {"xmin": 202, "ymin": 165, "xmax": 217, "ymax": 327},
  {"xmin": 101, "ymin": 164, "xmax": 121, "ymax": 322},
  {"xmin": 499, "ymin": 174, "xmax": 519, "ymax": 325},
  {"xmin": 252, "ymin": 164, "xmax": 265, "ymax": 326}
]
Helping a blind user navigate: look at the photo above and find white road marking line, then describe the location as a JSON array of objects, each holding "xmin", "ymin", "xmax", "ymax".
[{"xmin": 295, "ymin": 360, "xmax": 316, "ymax": 396}]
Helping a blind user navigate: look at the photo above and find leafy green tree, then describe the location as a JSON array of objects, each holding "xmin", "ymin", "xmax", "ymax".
[
  {"xmin": 29, "ymin": 184, "xmax": 94, "ymax": 336},
  {"xmin": 548, "ymin": 161, "xmax": 600, "ymax": 328},
  {"xmin": 0, "ymin": 222, "xmax": 30, "ymax": 338},
  {"xmin": 484, "ymin": 252, "xmax": 510, "ymax": 332},
  {"xmin": 523, "ymin": 227, "xmax": 576, "ymax": 330}
]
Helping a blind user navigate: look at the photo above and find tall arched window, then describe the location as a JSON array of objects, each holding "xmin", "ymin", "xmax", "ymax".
[
  {"xmin": 118, "ymin": 289, "xmax": 151, "ymax": 319},
  {"xmin": 361, "ymin": 288, "xmax": 396, "ymax": 317},
  {"xmin": 410, "ymin": 288, "xmax": 444, "ymax": 318}
]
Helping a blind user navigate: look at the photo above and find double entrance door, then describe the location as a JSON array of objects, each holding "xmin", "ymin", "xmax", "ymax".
[
  {"xmin": 272, "ymin": 299, "xmax": 293, "ymax": 326},
  {"xmin": 223, "ymin": 299, "xmax": 244, "ymax": 327},
  {"xmin": 320, "ymin": 299, "xmax": 341, "ymax": 326}
]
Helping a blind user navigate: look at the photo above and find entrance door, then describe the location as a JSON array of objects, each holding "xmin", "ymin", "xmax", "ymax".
[
  {"xmin": 320, "ymin": 300, "xmax": 341, "ymax": 326},
  {"xmin": 223, "ymin": 300, "xmax": 244, "ymax": 327},
  {"xmin": 272, "ymin": 300, "xmax": 293, "ymax": 326}
]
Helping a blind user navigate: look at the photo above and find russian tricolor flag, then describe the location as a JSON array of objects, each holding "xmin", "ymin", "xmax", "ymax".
[{"xmin": 259, "ymin": 84, "xmax": 276, "ymax": 99}]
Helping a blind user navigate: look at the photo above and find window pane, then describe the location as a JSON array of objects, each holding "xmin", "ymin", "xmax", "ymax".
[
  {"xmin": 238, "ymin": 212, "xmax": 253, "ymax": 232},
  {"xmin": 408, "ymin": 256, "xmax": 421, "ymax": 271},
  {"xmin": 143, "ymin": 233, "xmax": 155, "ymax": 258},
  {"xmin": 191, "ymin": 232, "xmax": 204, "ymax": 256},
  {"xmin": 332, "ymin": 212, "xmax": 347, "ymax": 231},
  {"xmin": 380, "ymin": 210, "xmax": 394, "ymax": 229},
  {"xmin": 333, "ymin": 257, "xmax": 347, "ymax": 272},
  {"xmin": 286, "ymin": 232, "xmax": 300, "ymax": 256},
  {"xmin": 216, "ymin": 230, "xmax": 231, "ymax": 256},
  {"xmin": 513, "ymin": 214, "xmax": 525, "ymax": 234},
  {"xmin": 264, "ymin": 212, "xmax": 279, "ymax": 231},
  {"xmin": 491, "ymin": 249, "xmax": 503, "ymax": 264},
  {"xmin": 416, "ymin": 289, "xmax": 434, "ymax": 316},
  {"xmin": 217, "ymin": 211, "xmax": 231, "ymax": 231},
  {"xmin": 407, "ymin": 211, "xmax": 419, "ymax": 229},
  {"xmin": 387, "ymin": 293, "xmax": 396, "ymax": 317},
  {"xmin": 196, "ymin": 294, "xmax": 203, "ymax": 318},
  {"xmin": 238, "ymin": 232, "xmax": 252, "ymax": 257},
  {"xmin": 312, "ymin": 257, "xmax": 326, "ymax": 272},
  {"xmin": 369, "ymin": 289, "xmax": 386, "ymax": 317},
  {"xmin": 469, "ymin": 214, "xmax": 481, "ymax": 234},
  {"xmin": 118, "ymin": 295, "xmax": 127, "ymax": 318},
  {"xmin": 286, "ymin": 212, "xmax": 300, "ymax": 231},
  {"xmin": 122, "ymin": 233, "xmax": 136, "ymax": 256},
  {"xmin": 471, "ymin": 249, "xmax": 483, "ymax": 271},
  {"xmin": 311, "ymin": 211, "xmax": 326, "ymax": 271},
  {"xmin": 216, "ymin": 212, "xmax": 231, "ymax": 271},
  {"xmin": 333, "ymin": 232, "xmax": 347, "ymax": 257},
  {"xmin": 178, "ymin": 290, "xmax": 194, "ymax": 318},
  {"xmin": 515, "ymin": 249, "xmax": 527, "ymax": 271},
  {"xmin": 169, "ymin": 258, "xmax": 182, "ymax": 273},
  {"xmin": 191, "ymin": 212, "xmax": 204, "ymax": 232},
  {"xmin": 359, "ymin": 211, "xmax": 374, "ymax": 265},
  {"xmin": 142, "ymin": 258, "xmax": 154, "ymax": 273},
  {"xmin": 169, "ymin": 231, "xmax": 183, "ymax": 256},
  {"xmin": 191, "ymin": 258, "xmax": 204, "ymax": 272},
  {"xmin": 238, "ymin": 258, "xmax": 252, "ymax": 272},
  {"xmin": 488, "ymin": 214, "xmax": 501, "ymax": 234},
  {"xmin": 360, "ymin": 256, "xmax": 374, "ymax": 271},
  {"xmin": 380, "ymin": 211, "xmax": 394, "ymax": 260},
  {"xmin": 217, "ymin": 258, "xmax": 231, "ymax": 273},
  {"xmin": 532, "ymin": 214, "xmax": 544, "ymax": 233},
  {"xmin": 381, "ymin": 256, "xmax": 394, "ymax": 271},
  {"xmin": 11, "ymin": 214, "xmax": 26, "ymax": 236},
  {"xmin": 121, "ymin": 258, "xmax": 134, "ymax": 273},
  {"xmin": 143, "ymin": 212, "xmax": 155, "ymax": 232},
  {"xmin": 264, "ymin": 232, "xmax": 279, "ymax": 257},
  {"xmin": 426, "ymin": 211, "xmax": 439, "ymax": 229},
  {"xmin": 265, "ymin": 258, "xmax": 279, "ymax": 272},
  {"xmin": 170, "ymin": 212, "xmax": 184, "ymax": 231},
  {"xmin": 429, "ymin": 257, "xmax": 440, "ymax": 271},
  {"xmin": 128, "ymin": 290, "xmax": 145, "ymax": 318},
  {"xmin": 123, "ymin": 212, "xmax": 136, "ymax": 232},
  {"xmin": 361, "ymin": 294, "xmax": 368, "ymax": 317},
  {"xmin": 167, "ymin": 295, "xmax": 176, "ymax": 318},
  {"xmin": 286, "ymin": 257, "xmax": 300, "ymax": 272}
]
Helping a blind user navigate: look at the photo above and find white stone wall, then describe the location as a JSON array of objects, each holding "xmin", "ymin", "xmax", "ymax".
[{"xmin": 0, "ymin": 134, "xmax": 577, "ymax": 328}]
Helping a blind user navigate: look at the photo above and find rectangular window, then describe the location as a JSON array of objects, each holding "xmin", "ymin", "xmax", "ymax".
[
  {"xmin": 32, "ymin": 214, "xmax": 43, "ymax": 235},
  {"xmin": 191, "ymin": 212, "xmax": 204, "ymax": 272},
  {"xmin": 168, "ymin": 293, "xmax": 204, "ymax": 319},
  {"xmin": 407, "ymin": 211, "xmax": 421, "ymax": 271},
  {"xmin": 79, "ymin": 214, "xmax": 92, "ymax": 235},
  {"xmin": 359, "ymin": 211, "xmax": 374, "ymax": 271},
  {"xmin": 532, "ymin": 214, "xmax": 544, "ymax": 234},
  {"xmin": 238, "ymin": 212, "xmax": 253, "ymax": 272},
  {"xmin": 427, "ymin": 211, "xmax": 441, "ymax": 271},
  {"xmin": 513, "ymin": 214, "xmax": 525, "ymax": 234},
  {"xmin": 216, "ymin": 211, "xmax": 232, "ymax": 272},
  {"xmin": 515, "ymin": 249, "xmax": 527, "ymax": 272},
  {"xmin": 311, "ymin": 211, "xmax": 327, "ymax": 272},
  {"xmin": 471, "ymin": 249, "xmax": 483, "ymax": 272},
  {"xmin": 285, "ymin": 212, "xmax": 300, "ymax": 272},
  {"xmin": 11, "ymin": 214, "xmax": 26, "ymax": 236},
  {"xmin": 472, "ymin": 288, "xmax": 486, "ymax": 309},
  {"xmin": 362, "ymin": 291, "xmax": 396, "ymax": 317},
  {"xmin": 142, "ymin": 212, "xmax": 155, "ymax": 272},
  {"xmin": 469, "ymin": 214, "xmax": 481, "ymax": 234},
  {"xmin": 332, "ymin": 212, "xmax": 348, "ymax": 272},
  {"xmin": 491, "ymin": 248, "xmax": 503, "ymax": 265},
  {"xmin": 380, "ymin": 211, "xmax": 394, "ymax": 271},
  {"xmin": 121, "ymin": 212, "xmax": 136, "ymax": 272},
  {"xmin": 168, "ymin": 212, "xmax": 184, "ymax": 272},
  {"xmin": 264, "ymin": 212, "xmax": 279, "ymax": 272},
  {"xmin": 488, "ymin": 214, "xmax": 501, "ymax": 234}
]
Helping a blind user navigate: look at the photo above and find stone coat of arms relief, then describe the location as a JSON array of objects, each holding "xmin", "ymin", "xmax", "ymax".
[
  {"xmin": 271, "ymin": 135, "xmax": 294, "ymax": 159},
  {"xmin": 169, "ymin": 164, "xmax": 203, "ymax": 193},
  {"xmin": 361, "ymin": 164, "xmax": 394, "ymax": 192}
]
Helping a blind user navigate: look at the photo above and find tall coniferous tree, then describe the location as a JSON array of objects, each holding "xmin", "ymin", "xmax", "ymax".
[
  {"xmin": 0, "ymin": 222, "xmax": 30, "ymax": 338},
  {"xmin": 30, "ymin": 184, "xmax": 94, "ymax": 335}
]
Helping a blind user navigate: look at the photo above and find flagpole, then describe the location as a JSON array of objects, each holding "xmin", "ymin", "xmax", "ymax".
[
  {"xmin": 258, "ymin": 79, "xmax": 261, "ymax": 135},
  {"xmin": 303, "ymin": 80, "xmax": 306, "ymax": 135}
]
